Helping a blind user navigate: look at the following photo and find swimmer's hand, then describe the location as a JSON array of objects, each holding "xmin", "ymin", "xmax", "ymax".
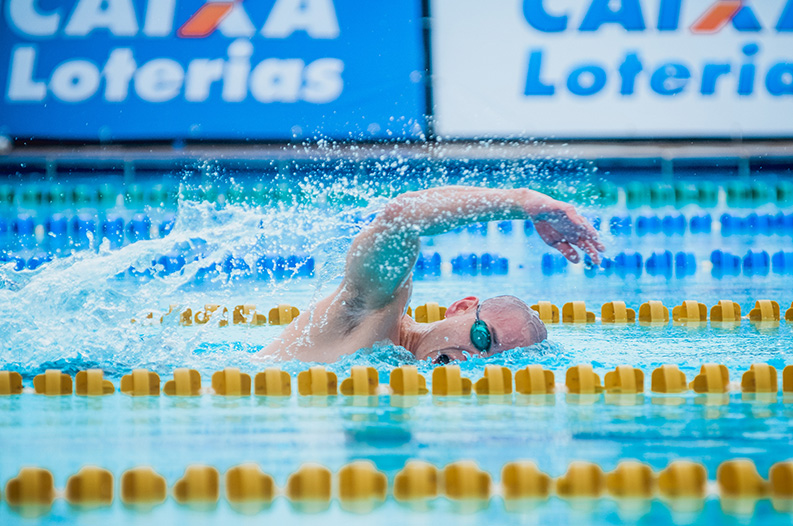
[{"xmin": 528, "ymin": 195, "xmax": 604, "ymax": 265}]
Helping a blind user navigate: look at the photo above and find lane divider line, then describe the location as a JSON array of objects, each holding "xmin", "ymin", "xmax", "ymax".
[
  {"xmin": 6, "ymin": 364, "xmax": 793, "ymax": 400},
  {"xmin": 4, "ymin": 458, "xmax": 793, "ymax": 513}
]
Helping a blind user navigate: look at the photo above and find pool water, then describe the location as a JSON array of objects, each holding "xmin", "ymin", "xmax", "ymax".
[{"xmin": 0, "ymin": 156, "xmax": 792, "ymax": 525}]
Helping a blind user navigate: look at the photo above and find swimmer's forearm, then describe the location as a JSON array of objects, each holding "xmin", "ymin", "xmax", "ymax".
[
  {"xmin": 378, "ymin": 186, "xmax": 602, "ymax": 265},
  {"xmin": 379, "ymin": 186, "xmax": 550, "ymax": 237},
  {"xmin": 342, "ymin": 187, "xmax": 557, "ymax": 305}
]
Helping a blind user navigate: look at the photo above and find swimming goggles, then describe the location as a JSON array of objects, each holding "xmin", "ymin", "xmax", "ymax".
[{"xmin": 469, "ymin": 304, "xmax": 492, "ymax": 355}]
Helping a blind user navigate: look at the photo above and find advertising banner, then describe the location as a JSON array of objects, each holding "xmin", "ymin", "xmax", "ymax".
[
  {"xmin": 432, "ymin": 0, "xmax": 793, "ymax": 139},
  {"xmin": 1, "ymin": 0, "xmax": 426, "ymax": 141}
]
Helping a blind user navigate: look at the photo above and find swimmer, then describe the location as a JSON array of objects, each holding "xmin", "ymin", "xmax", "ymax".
[{"xmin": 259, "ymin": 186, "xmax": 603, "ymax": 363}]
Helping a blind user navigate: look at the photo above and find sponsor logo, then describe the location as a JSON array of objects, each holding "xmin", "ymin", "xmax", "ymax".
[
  {"xmin": 4, "ymin": 0, "xmax": 344, "ymax": 104},
  {"xmin": 520, "ymin": 0, "xmax": 793, "ymax": 98},
  {"xmin": 4, "ymin": 0, "xmax": 341, "ymax": 39},
  {"xmin": 522, "ymin": 0, "xmax": 792, "ymax": 33},
  {"xmin": 690, "ymin": 1, "xmax": 763, "ymax": 34}
]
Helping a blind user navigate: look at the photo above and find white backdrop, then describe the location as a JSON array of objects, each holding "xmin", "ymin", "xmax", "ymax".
[{"xmin": 432, "ymin": 0, "xmax": 793, "ymax": 138}]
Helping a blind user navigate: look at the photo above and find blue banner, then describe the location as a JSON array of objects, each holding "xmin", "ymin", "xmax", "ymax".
[
  {"xmin": 432, "ymin": 0, "xmax": 793, "ymax": 139},
  {"xmin": 0, "ymin": 0, "xmax": 426, "ymax": 141}
]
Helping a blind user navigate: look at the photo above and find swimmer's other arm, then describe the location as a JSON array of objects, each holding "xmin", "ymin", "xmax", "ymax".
[{"xmin": 344, "ymin": 186, "xmax": 604, "ymax": 308}]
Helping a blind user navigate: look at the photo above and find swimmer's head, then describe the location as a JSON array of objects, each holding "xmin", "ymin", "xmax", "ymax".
[{"xmin": 406, "ymin": 295, "xmax": 547, "ymax": 363}]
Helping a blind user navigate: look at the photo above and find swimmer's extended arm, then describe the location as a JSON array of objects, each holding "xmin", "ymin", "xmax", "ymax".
[{"xmin": 343, "ymin": 186, "xmax": 603, "ymax": 308}]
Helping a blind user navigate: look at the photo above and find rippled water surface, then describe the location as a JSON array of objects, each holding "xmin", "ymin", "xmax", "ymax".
[{"xmin": 1, "ymin": 160, "xmax": 792, "ymax": 525}]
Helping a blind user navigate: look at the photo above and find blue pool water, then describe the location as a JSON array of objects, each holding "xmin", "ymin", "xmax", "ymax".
[{"xmin": 1, "ymin": 156, "xmax": 792, "ymax": 525}]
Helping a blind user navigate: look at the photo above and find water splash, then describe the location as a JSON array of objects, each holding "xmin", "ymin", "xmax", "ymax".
[
  {"xmin": 0, "ymin": 154, "xmax": 601, "ymax": 378},
  {"xmin": 0, "ymin": 195, "xmax": 366, "ymax": 378}
]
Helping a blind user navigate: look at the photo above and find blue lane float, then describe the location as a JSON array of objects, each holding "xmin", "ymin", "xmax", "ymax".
[
  {"xmin": 777, "ymin": 213, "xmax": 793, "ymax": 232},
  {"xmin": 541, "ymin": 253, "xmax": 568, "ymax": 275},
  {"xmin": 452, "ymin": 253, "xmax": 479, "ymax": 275},
  {"xmin": 645, "ymin": 251, "xmax": 673, "ymax": 276},
  {"xmin": 127, "ymin": 214, "xmax": 151, "ymax": 242},
  {"xmin": 102, "ymin": 216, "xmax": 125, "ymax": 246},
  {"xmin": 585, "ymin": 251, "xmax": 695, "ymax": 278},
  {"xmin": 772, "ymin": 251, "xmax": 793, "ymax": 274},
  {"xmin": 661, "ymin": 214, "xmax": 686, "ymax": 235},
  {"xmin": 720, "ymin": 213, "xmax": 789, "ymax": 235},
  {"xmin": 12, "ymin": 214, "xmax": 35, "ymax": 237},
  {"xmin": 711, "ymin": 250, "xmax": 742, "ymax": 277},
  {"xmin": 71, "ymin": 214, "xmax": 96, "ymax": 240},
  {"xmin": 451, "ymin": 253, "xmax": 509, "ymax": 276},
  {"xmin": 609, "ymin": 216, "xmax": 632, "ymax": 236},
  {"xmin": 743, "ymin": 250, "xmax": 771, "ymax": 276},
  {"xmin": 720, "ymin": 214, "xmax": 743, "ymax": 235},
  {"xmin": 45, "ymin": 214, "xmax": 69, "ymax": 237},
  {"xmin": 584, "ymin": 253, "xmax": 614, "ymax": 277},
  {"xmin": 570, "ymin": 252, "xmax": 642, "ymax": 276},
  {"xmin": 609, "ymin": 212, "xmax": 793, "ymax": 236},
  {"xmin": 2, "ymin": 213, "xmax": 178, "ymax": 246},
  {"xmin": 414, "ymin": 252, "xmax": 441, "ymax": 277},
  {"xmin": 2, "ymin": 212, "xmax": 790, "ymax": 263},
  {"xmin": 480, "ymin": 253, "xmax": 509, "ymax": 275},
  {"xmin": 746, "ymin": 213, "xmax": 773, "ymax": 235},
  {"xmin": 497, "ymin": 220, "xmax": 513, "ymax": 234},
  {"xmin": 674, "ymin": 252, "xmax": 697, "ymax": 277},
  {"xmin": 689, "ymin": 214, "xmax": 712, "ymax": 234},
  {"xmin": 711, "ymin": 250, "xmax": 740, "ymax": 268},
  {"xmin": 614, "ymin": 251, "xmax": 643, "ymax": 275},
  {"xmin": 465, "ymin": 223, "xmax": 488, "ymax": 236},
  {"xmin": 149, "ymin": 253, "xmax": 316, "ymax": 283},
  {"xmin": 614, "ymin": 214, "xmax": 690, "ymax": 236},
  {"xmin": 636, "ymin": 215, "xmax": 661, "ymax": 236}
]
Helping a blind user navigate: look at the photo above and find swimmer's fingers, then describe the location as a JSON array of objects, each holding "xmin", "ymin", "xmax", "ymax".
[
  {"xmin": 577, "ymin": 238, "xmax": 602, "ymax": 265},
  {"xmin": 564, "ymin": 209, "xmax": 605, "ymax": 252},
  {"xmin": 580, "ymin": 221, "xmax": 605, "ymax": 252},
  {"xmin": 555, "ymin": 241, "xmax": 580, "ymax": 263},
  {"xmin": 571, "ymin": 220, "xmax": 604, "ymax": 261},
  {"xmin": 536, "ymin": 218, "xmax": 604, "ymax": 264},
  {"xmin": 535, "ymin": 222, "xmax": 581, "ymax": 263},
  {"xmin": 538, "ymin": 206, "xmax": 602, "ymax": 247},
  {"xmin": 557, "ymin": 212, "xmax": 605, "ymax": 259}
]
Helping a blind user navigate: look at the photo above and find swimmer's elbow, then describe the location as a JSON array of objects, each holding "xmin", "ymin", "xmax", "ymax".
[
  {"xmin": 376, "ymin": 193, "xmax": 423, "ymax": 230},
  {"xmin": 349, "ymin": 194, "xmax": 422, "ymax": 256},
  {"xmin": 380, "ymin": 197, "xmax": 409, "ymax": 223}
]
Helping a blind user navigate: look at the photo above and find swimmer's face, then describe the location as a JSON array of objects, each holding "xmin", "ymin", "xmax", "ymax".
[{"xmin": 411, "ymin": 296, "xmax": 547, "ymax": 363}]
